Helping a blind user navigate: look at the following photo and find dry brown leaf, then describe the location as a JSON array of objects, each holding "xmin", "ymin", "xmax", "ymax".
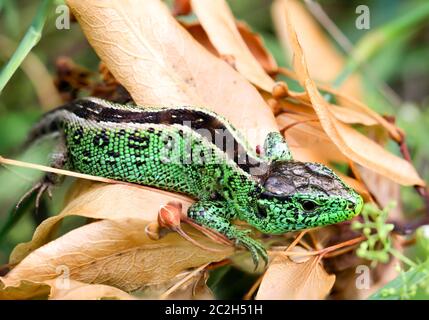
[
  {"xmin": 10, "ymin": 180, "xmax": 195, "ymax": 264},
  {"xmin": 338, "ymin": 174, "xmax": 371, "ymax": 202},
  {"xmin": 276, "ymin": 113, "xmax": 347, "ymax": 164},
  {"xmin": 284, "ymin": 13, "xmax": 424, "ymax": 186},
  {"xmin": 191, "ymin": 0, "xmax": 275, "ymax": 92},
  {"xmin": 5, "ymin": 218, "xmax": 230, "ymax": 292},
  {"xmin": 184, "ymin": 21, "xmax": 278, "ymax": 74},
  {"xmin": 47, "ymin": 279, "xmax": 136, "ymax": 300},
  {"xmin": 0, "ymin": 279, "xmax": 50, "ymax": 300},
  {"xmin": 271, "ymin": 0, "xmax": 362, "ymax": 99},
  {"xmin": 256, "ymin": 253, "xmax": 335, "ymax": 300},
  {"xmin": 321, "ymin": 85, "xmax": 402, "ymax": 141},
  {"xmin": 328, "ymin": 104, "xmax": 378, "ymax": 126},
  {"xmin": 287, "ymin": 246, "xmax": 311, "ymax": 263},
  {"xmin": 355, "ymin": 164, "xmax": 403, "ymax": 220},
  {"xmin": 277, "ymin": 63, "xmax": 402, "ymax": 142},
  {"xmin": 236, "ymin": 21, "xmax": 278, "ymax": 74},
  {"xmin": 0, "ymin": 277, "xmax": 136, "ymax": 300},
  {"xmin": 5, "ymin": 182, "xmax": 233, "ymax": 292},
  {"xmin": 66, "ymin": 0, "xmax": 278, "ymax": 148},
  {"xmin": 134, "ymin": 269, "xmax": 214, "ymax": 299}
]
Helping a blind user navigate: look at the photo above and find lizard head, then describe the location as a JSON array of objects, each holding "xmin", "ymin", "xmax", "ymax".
[{"xmin": 252, "ymin": 161, "xmax": 363, "ymax": 234}]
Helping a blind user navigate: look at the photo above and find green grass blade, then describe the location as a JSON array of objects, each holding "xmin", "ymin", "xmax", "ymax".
[
  {"xmin": 369, "ymin": 259, "xmax": 429, "ymax": 300},
  {"xmin": 333, "ymin": 2, "xmax": 429, "ymax": 88},
  {"xmin": 0, "ymin": 192, "xmax": 37, "ymax": 243},
  {"xmin": 0, "ymin": 0, "xmax": 54, "ymax": 94}
]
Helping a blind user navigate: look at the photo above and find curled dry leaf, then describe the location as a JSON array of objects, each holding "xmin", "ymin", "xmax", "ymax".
[
  {"xmin": 276, "ymin": 112, "xmax": 347, "ymax": 164},
  {"xmin": 66, "ymin": 0, "xmax": 278, "ymax": 149},
  {"xmin": 191, "ymin": 0, "xmax": 275, "ymax": 92},
  {"xmin": 236, "ymin": 21, "xmax": 278, "ymax": 74},
  {"xmin": 283, "ymin": 12, "xmax": 424, "ymax": 186},
  {"xmin": 322, "ymin": 85, "xmax": 402, "ymax": 141},
  {"xmin": 256, "ymin": 253, "xmax": 335, "ymax": 300},
  {"xmin": 0, "ymin": 279, "xmax": 50, "ymax": 300},
  {"xmin": 271, "ymin": 0, "xmax": 362, "ymax": 99},
  {"xmin": 10, "ymin": 180, "xmax": 194, "ymax": 264},
  {"xmin": 46, "ymin": 278, "xmax": 136, "ymax": 300},
  {"xmin": 4, "ymin": 181, "xmax": 233, "ymax": 293},
  {"xmin": 277, "ymin": 67, "xmax": 402, "ymax": 140},
  {"xmin": 0, "ymin": 277, "xmax": 136, "ymax": 300}
]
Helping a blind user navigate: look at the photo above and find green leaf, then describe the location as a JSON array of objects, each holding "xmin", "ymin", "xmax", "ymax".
[
  {"xmin": 0, "ymin": 0, "xmax": 54, "ymax": 93},
  {"xmin": 369, "ymin": 259, "xmax": 429, "ymax": 300}
]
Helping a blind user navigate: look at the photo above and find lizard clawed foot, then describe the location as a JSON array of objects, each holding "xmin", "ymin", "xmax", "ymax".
[
  {"xmin": 234, "ymin": 231, "xmax": 268, "ymax": 270},
  {"xmin": 16, "ymin": 176, "xmax": 54, "ymax": 211}
]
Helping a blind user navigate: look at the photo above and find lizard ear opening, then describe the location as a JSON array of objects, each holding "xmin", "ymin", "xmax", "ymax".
[{"xmin": 263, "ymin": 132, "xmax": 292, "ymax": 162}]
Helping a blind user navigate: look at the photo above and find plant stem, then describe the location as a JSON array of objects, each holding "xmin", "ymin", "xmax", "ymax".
[
  {"xmin": 397, "ymin": 133, "xmax": 429, "ymax": 219},
  {"xmin": 271, "ymin": 236, "xmax": 365, "ymax": 258},
  {"xmin": 389, "ymin": 248, "xmax": 417, "ymax": 268},
  {"xmin": 0, "ymin": 0, "xmax": 54, "ymax": 93}
]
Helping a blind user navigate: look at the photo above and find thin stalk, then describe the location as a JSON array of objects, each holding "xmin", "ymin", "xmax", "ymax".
[
  {"xmin": 0, "ymin": 0, "xmax": 54, "ymax": 93},
  {"xmin": 389, "ymin": 248, "xmax": 417, "ymax": 269}
]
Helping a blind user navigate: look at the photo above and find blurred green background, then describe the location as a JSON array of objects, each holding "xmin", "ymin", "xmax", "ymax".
[{"xmin": 0, "ymin": 0, "xmax": 428, "ymax": 296}]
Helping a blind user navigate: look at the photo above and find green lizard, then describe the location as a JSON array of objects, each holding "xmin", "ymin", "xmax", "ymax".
[{"xmin": 23, "ymin": 97, "xmax": 363, "ymax": 266}]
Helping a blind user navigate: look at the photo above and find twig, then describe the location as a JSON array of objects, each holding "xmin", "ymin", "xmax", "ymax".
[
  {"xmin": 159, "ymin": 263, "xmax": 209, "ymax": 299},
  {"xmin": 397, "ymin": 133, "xmax": 429, "ymax": 217},
  {"xmin": 243, "ymin": 274, "xmax": 264, "ymax": 300},
  {"xmin": 270, "ymin": 235, "xmax": 365, "ymax": 258},
  {"xmin": 323, "ymin": 243, "xmax": 360, "ymax": 259},
  {"xmin": 206, "ymin": 259, "xmax": 231, "ymax": 270},
  {"xmin": 318, "ymin": 236, "xmax": 365, "ymax": 258},
  {"xmin": 0, "ymin": 155, "xmax": 120, "ymax": 184},
  {"xmin": 243, "ymin": 231, "xmax": 309, "ymax": 300},
  {"xmin": 0, "ymin": 155, "xmax": 192, "ymax": 203},
  {"xmin": 284, "ymin": 230, "xmax": 307, "ymax": 252},
  {"xmin": 280, "ymin": 118, "xmax": 320, "ymax": 132}
]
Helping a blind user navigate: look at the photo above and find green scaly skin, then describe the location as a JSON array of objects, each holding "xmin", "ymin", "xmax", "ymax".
[{"xmin": 24, "ymin": 97, "xmax": 364, "ymax": 267}]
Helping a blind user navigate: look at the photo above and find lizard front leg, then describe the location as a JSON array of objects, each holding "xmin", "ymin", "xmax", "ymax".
[
  {"xmin": 17, "ymin": 138, "xmax": 68, "ymax": 209},
  {"xmin": 263, "ymin": 132, "xmax": 292, "ymax": 161},
  {"xmin": 188, "ymin": 200, "xmax": 268, "ymax": 267}
]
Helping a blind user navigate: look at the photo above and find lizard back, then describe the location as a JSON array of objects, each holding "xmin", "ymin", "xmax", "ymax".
[{"xmin": 28, "ymin": 98, "xmax": 267, "ymax": 201}]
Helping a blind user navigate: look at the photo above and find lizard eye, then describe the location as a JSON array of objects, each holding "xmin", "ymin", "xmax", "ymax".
[{"xmin": 301, "ymin": 200, "xmax": 317, "ymax": 211}]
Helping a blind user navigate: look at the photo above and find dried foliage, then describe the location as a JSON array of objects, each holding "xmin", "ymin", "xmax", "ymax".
[{"xmin": 0, "ymin": 0, "xmax": 427, "ymax": 300}]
